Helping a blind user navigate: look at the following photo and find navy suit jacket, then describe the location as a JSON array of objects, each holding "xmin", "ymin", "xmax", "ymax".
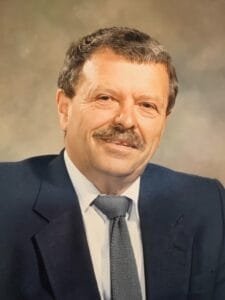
[{"xmin": 0, "ymin": 152, "xmax": 225, "ymax": 300}]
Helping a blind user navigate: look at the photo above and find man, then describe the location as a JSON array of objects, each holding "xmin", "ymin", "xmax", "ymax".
[{"xmin": 0, "ymin": 27, "xmax": 224, "ymax": 300}]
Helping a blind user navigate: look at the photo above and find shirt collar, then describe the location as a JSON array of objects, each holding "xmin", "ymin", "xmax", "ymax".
[{"xmin": 64, "ymin": 150, "xmax": 140, "ymax": 220}]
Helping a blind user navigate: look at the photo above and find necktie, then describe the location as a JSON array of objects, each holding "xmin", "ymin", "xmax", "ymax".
[{"xmin": 94, "ymin": 195, "xmax": 142, "ymax": 300}]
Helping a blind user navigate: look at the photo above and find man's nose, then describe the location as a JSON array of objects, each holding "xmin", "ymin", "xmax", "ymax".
[{"xmin": 113, "ymin": 101, "xmax": 137, "ymax": 129}]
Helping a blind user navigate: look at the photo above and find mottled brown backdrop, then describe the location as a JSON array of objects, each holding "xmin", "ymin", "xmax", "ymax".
[{"xmin": 0, "ymin": 0, "xmax": 224, "ymax": 183}]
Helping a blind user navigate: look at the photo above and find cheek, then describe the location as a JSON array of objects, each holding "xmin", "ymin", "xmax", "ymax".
[
  {"xmin": 83, "ymin": 109, "xmax": 115, "ymax": 130},
  {"xmin": 68, "ymin": 111, "xmax": 109, "ymax": 140},
  {"xmin": 141, "ymin": 119, "xmax": 166, "ymax": 144}
]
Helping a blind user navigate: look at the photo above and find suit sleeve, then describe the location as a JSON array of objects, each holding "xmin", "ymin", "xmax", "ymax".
[{"xmin": 214, "ymin": 180, "xmax": 225, "ymax": 299}]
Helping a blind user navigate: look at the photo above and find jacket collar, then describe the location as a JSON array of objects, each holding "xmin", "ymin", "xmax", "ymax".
[
  {"xmin": 139, "ymin": 164, "xmax": 193, "ymax": 299},
  {"xmin": 33, "ymin": 152, "xmax": 100, "ymax": 300}
]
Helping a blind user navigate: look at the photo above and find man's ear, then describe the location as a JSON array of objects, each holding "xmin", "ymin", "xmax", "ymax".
[{"xmin": 56, "ymin": 89, "xmax": 72, "ymax": 131}]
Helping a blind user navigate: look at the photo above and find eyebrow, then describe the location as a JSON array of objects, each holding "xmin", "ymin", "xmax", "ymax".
[
  {"xmin": 135, "ymin": 94, "xmax": 163, "ymax": 102},
  {"xmin": 90, "ymin": 86, "xmax": 166, "ymax": 105},
  {"xmin": 91, "ymin": 87, "xmax": 117, "ymax": 95}
]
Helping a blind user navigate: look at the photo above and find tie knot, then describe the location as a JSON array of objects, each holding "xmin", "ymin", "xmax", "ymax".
[{"xmin": 94, "ymin": 195, "xmax": 130, "ymax": 219}]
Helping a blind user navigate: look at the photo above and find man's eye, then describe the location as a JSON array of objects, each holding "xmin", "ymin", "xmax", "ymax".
[
  {"xmin": 94, "ymin": 95, "xmax": 117, "ymax": 108},
  {"xmin": 98, "ymin": 95, "xmax": 111, "ymax": 101},
  {"xmin": 140, "ymin": 102, "xmax": 157, "ymax": 109},
  {"xmin": 141, "ymin": 102, "xmax": 152, "ymax": 108}
]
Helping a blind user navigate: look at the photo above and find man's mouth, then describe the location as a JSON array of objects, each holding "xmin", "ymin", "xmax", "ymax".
[{"xmin": 104, "ymin": 138, "xmax": 137, "ymax": 149}]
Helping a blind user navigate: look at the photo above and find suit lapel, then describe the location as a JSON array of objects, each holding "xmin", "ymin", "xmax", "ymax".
[
  {"xmin": 33, "ymin": 153, "xmax": 100, "ymax": 300},
  {"xmin": 32, "ymin": 155, "xmax": 194, "ymax": 299},
  {"xmin": 139, "ymin": 164, "xmax": 193, "ymax": 300}
]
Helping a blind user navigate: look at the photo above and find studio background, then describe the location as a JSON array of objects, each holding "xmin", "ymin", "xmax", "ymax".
[{"xmin": 0, "ymin": 0, "xmax": 224, "ymax": 184}]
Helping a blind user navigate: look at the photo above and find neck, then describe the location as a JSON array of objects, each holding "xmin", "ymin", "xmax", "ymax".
[
  {"xmin": 65, "ymin": 150, "xmax": 143, "ymax": 195},
  {"xmin": 86, "ymin": 172, "xmax": 138, "ymax": 195}
]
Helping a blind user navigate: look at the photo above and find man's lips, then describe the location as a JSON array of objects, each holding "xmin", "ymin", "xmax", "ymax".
[
  {"xmin": 107, "ymin": 140, "xmax": 135, "ymax": 148},
  {"xmin": 98, "ymin": 137, "xmax": 138, "ymax": 149}
]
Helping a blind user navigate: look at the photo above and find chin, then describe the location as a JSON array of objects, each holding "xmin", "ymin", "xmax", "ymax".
[{"xmin": 96, "ymin": 161, "xmax": 141, "ymax": 178}]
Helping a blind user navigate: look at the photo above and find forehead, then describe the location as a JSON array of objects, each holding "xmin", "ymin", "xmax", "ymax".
[{"xmin": 78, "ymin": 49, "xmax": 169, "ymax": 96}]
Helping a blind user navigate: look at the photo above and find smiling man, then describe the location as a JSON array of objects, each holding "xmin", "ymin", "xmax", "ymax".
[
  {"xmin": 57, "ymin": 48, "xmax": 169, "ymax": 194},
  {"xmin": 0, "ymin": 27, "xmax": 225, "ymax": 300}
]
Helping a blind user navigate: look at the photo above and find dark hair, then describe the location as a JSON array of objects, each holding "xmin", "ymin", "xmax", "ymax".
[{"xmin": 57, "ymin": 27, "xmax": 178, "ymax": 114}]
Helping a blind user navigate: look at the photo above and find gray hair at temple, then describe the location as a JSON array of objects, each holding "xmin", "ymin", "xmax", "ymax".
[{"xmin": 57, "ymin": 27, "xmax": 178, "ymax": 115}]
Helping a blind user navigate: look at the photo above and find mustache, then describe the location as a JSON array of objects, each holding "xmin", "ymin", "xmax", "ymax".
[{"xmin": 93, "ymin": 124, "xmax": 144, "ymax": 150}]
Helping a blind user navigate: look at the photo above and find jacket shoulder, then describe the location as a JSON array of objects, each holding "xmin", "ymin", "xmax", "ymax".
[
  {"xmin": 0, "ymin": 154, "xmax": 57, "ymax": 176},
  {"xmin": 145, "ymin": 162, "xmax": 221, "ymax": 185},
  {"xmin": 0, "ymin": 154, "xmax": 58, "ymax": 199},
  {"xmin": 143, "ymin": 163, "xmax": 224, "ymax": 209}
]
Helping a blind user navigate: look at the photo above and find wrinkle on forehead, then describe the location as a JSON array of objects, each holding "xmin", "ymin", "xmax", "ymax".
[{"xmin": 77, "ymin": 49, "xmax": 169, "ymax": 107}]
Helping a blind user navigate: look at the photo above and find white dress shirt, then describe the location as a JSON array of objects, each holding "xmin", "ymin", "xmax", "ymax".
[{"xmin": 64, "ymin": 151, "xmax": 146, "ymax": 300}]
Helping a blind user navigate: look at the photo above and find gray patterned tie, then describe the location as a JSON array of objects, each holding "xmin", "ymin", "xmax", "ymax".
[{"xmin": 94, "ymin": 195, "xmax": 142, "ymax": 300}]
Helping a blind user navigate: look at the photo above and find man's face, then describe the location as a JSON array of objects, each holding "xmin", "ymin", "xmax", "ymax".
[{"xmin": 57, "ymin": 49, "xmax": 169, "ymax": 181}]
